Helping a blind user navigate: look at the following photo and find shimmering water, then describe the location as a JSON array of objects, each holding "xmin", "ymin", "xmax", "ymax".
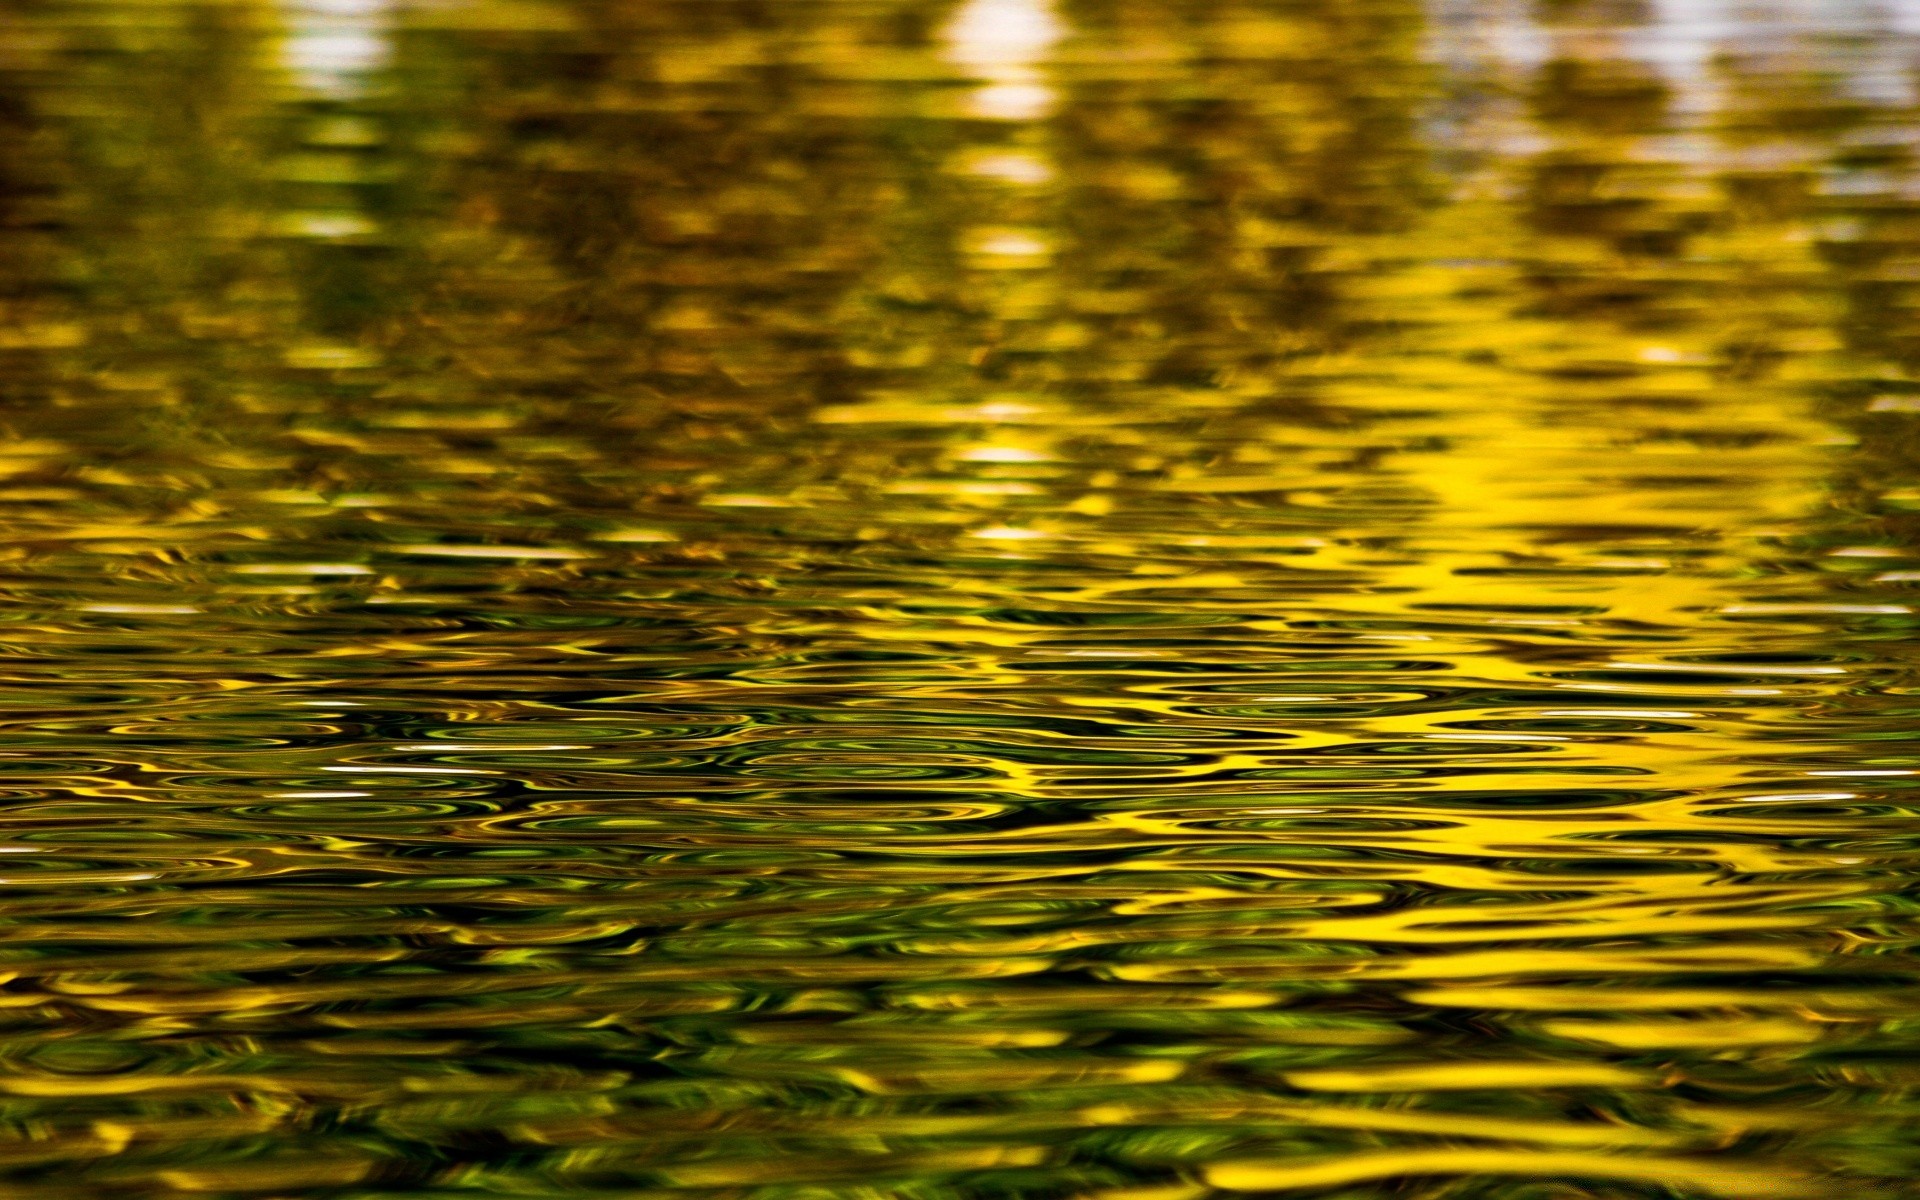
[{"xmin": 5, "ymin": 0, "xmax": 1920, "ymax": 1195}]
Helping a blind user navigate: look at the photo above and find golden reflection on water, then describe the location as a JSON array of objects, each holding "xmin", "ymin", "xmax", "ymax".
[{"xmin": 2, "ymin": 0, "xmax": 1920, "ymax": 1195}]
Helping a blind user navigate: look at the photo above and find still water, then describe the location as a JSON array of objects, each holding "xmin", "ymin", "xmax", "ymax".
[{"xmin": 2, "ymin": 0, "xmax": 1920, "ymax": 1194}]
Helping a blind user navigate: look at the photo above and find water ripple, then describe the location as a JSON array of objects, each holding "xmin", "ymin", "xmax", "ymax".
[{"xmin": 0, "ymin": 0, "xmax": 1917, "ymax": 1195}]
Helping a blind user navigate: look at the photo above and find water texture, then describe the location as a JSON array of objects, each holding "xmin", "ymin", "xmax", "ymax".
[{"xmin": 1, "ymin": 0, "xmax": 1920, "ymax": 1195}]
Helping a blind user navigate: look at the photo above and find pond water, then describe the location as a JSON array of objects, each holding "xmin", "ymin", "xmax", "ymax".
[{"xmin": 1, "ymin": 0, "xmax": 1919, "ymax": 1195}]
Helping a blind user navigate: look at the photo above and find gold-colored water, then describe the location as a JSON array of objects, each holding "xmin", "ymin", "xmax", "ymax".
[{"xmin": 0, "ymin": 0, "xmax": 1919, "ymax": 1194}]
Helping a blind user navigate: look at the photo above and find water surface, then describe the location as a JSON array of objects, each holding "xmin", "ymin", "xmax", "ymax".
[{"xmin": 1, "ymin": 0, "xmax": 1920, "ymax": 1195}]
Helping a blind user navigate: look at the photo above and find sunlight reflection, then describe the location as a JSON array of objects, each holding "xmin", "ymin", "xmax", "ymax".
[
  {"xmin": 281, "ymin": 0, "xmax": 391, "ymax": 96},
  {"xmin": 941, "ymin": 0, "xmax": 1065, "ymax": 121}
]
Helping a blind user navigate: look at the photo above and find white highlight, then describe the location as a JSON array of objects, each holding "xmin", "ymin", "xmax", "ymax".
[
  {"xmin": 941, "ymin": 0, "xmax": 1065, "ymax": 121},
  {"xmin": 282, "ymin": 0, "xmax": 391, "ymax": 97}
]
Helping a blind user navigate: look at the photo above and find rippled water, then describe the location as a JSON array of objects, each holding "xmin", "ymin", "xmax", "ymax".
[{"xmin": 5, "ymin": 0, "xmax": 1920, "ymax": 1195}]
